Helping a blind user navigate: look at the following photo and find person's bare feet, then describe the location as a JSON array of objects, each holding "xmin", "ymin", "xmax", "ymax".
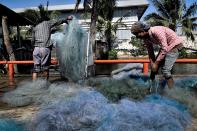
[{"xmin": 167, "ymin": 78, "xmax": 174, "ymax": 89}]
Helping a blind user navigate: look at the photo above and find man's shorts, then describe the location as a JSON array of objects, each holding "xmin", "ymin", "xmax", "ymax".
[
  {"xmin": 33, "ymin": 47, "xmax": 51, "ymax": 73},
  {"xmin": 161, "ymin": 48, "xmax": 179, "ymax": 79}
]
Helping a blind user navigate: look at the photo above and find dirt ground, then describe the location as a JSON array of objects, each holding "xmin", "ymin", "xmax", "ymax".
[{"xmin": 187, "ymin": 118, "xmax": 197, "ymax": 131}]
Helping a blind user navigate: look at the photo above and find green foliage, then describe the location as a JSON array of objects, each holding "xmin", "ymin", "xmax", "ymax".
[
  {"xmin": 144, "ymin": 0, "xmax": 197, "ymax": 41},
  {"xmin": 96, "ymin": 0, "xmax": 117, "ymax": 51},
  {"xmin": 179, "ymin": 48, "xmax": 188, "ymax": 58},
  {"xmin": 108, "ymin": 49, "xmax": 118, "ymax": 59},
  {"xmin": 129, "ymin": 36, "xmax": 148, "ymax": 56},
  {"xmin": 21, "ymin": 3, "xmax": 61, "ymax": 25},
  {"xmin": 96, "ymin": 16, "xmax": 127, "ymax": 52},
  {"xmin": 130, "ymin": 36, "xmax": 143, "ymax": 47}
]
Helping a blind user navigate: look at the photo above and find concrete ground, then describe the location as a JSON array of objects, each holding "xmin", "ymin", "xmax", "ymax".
[{"xmin": 0, "ymin": 73, "xmax": 62, "ymax": 93}]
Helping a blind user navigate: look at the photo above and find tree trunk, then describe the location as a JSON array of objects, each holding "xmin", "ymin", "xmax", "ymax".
[
  {"xmin": 2, "ymin": 16, "xmax": 18, "ymax": 73},
  {"xmin": 87, "ymin": 0, "xmax": 99, "ymax": 76}
]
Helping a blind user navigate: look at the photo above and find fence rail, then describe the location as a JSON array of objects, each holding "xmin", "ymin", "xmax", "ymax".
[{"xmin": 0, "ymin": 59, "xmax": 197, "ymax": 87}]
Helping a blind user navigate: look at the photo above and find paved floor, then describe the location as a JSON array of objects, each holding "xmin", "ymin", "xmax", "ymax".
[{"xmin": 0, "ymin": 73, "xmax": 62, "ymax": 95}]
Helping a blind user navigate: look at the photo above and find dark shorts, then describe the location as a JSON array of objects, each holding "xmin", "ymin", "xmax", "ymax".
[{"xmin": 33, "ymin": 47, "xmax": 51, "ymax": 73}]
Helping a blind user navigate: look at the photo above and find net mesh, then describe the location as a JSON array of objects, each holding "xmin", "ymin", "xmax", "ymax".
[
  {"xmin": 1, "ymin": 76, "xmax": 196, "ymax": 130},
  {"xmin": 0, "ymin": 119, "xmax": 25, "ymax": 131},
  {"xmin": 51, "ymin": 16, "xmax": 88, "ymax": 82},
  {"xmin": 29, "ymin": 90, "xmax": 190, "ymax": 131}
]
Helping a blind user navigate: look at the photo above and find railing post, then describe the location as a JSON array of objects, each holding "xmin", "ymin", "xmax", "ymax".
[
  {"xmin": 8, "ymin": 63, "xmax": 15, "ymax": 87},
  {"xmin": 143, "ymin": 63, "xmax": 149, "ymax": 75}
]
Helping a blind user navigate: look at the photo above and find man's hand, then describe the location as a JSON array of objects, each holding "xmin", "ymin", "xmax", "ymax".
[
  {"xmin": 151, "ymin": 62, "xmax": 158, "ymax": 72},
  {"xmin": 150, "ymin": 59, "xmax": 159, "ymax": 73}
]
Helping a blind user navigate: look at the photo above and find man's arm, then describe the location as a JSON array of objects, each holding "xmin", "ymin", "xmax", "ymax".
[
  {"xmin": 144, "ymin": 40, "xmax": 157, "ymax": 80},
  {"xmin": 50, "ymin": 16, "xmax": 73, "ymax": 27},
  {"xmin": 144, "ymin": 40, "xmax": 156, "ymax": 62}
]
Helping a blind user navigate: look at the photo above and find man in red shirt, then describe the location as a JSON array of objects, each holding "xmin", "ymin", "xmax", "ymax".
[{"xmin": 131, "ymin": 22, "xmax": 183, "ymax": 89}]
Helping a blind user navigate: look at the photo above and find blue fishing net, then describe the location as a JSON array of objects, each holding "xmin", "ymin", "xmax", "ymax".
[
  {"xmin": 1, "ymin": 77, "xmax": 194, "ymax": 131},
  {"xmin": 174, "ymin": 76, "xmax": 197, "ymax": 89},
  {"xmin": 1, "ymin": 79, "xmax": 49, "ymax": 107},
  {"xmin": 1, "ymin": 79, "xmax": 85, "ymax": 107},
  {"xmin": 81, "ymin": 76, "xmax": 150, "ymax": 101},
  {"xmin": 29, "ymin": 90, "xmax": 190, "ymax": 131},
  {"xmin": 0, "ymin": 119, "xmax": 25, "ymax": 131},
  {"xmin": 144, "ymin": 94, "xmax": 188, "ymax": 112},
  {"xmin": 111, "ymin": 63, "xmax": 143, "ymax": 80},
  {"xmin": 51, "ymin": 16, "xmax": 89, "ymax": 82}
]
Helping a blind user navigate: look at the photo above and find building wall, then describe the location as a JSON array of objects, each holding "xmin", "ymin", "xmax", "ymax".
[
  {"xmin": 13, "ymin": 0, "xmax": 148, "ymax": 51},
  {"xmin": 56, "ymin": 7, "xmax": 142, "ymax": 50},
  {"xmin": 181, "ymin": 36, "xmax": 197, "ymax": 50}
]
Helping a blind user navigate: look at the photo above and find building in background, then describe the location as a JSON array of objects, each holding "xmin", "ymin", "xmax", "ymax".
[
  {"xmin": 13, "ymin": 0, "xmax": 149, "ymax": 52},
  {"xmin": 12, "ymin": 0, "xmax": 197, "ymax": 56}
]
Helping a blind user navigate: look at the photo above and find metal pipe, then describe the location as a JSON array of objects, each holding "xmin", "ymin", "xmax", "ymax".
[
  {"xmin": 0, "ymin": 60, "xmax": 58, "ymax": 64},
  {"xmin": 1, "ymin": 59, "xmax": 197, "ymax": 87},
  {"xmin": 94, "ymin": 59, "xmax": 197, "ymax": 64},
  {"xmin": 94, "ymin": 59, "xmax": 149, "ymax": 64},
  {"xmin": 1, "ymin": 59, "xmax": 197, "ymax": 64},
  {"xmin": 8, "ymin": 64, "xmax": 15, "ymax": 87},
  {"xmin": 143, "ymin": 63, "xmax": 149, "ymax": 75}
]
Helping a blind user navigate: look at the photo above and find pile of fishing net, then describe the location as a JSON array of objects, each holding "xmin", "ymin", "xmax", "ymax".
[
  {"xmin": 29, "ymin": 90, "xmax": 190, "ymax": 131},
  {"xmin": 174, "ymin": 76, "xmax": 197, "ymax": 89},
  {"xmin": 165, "ymin": 76, "xmax": 197, "ymax": 117},
  {"xmin": 2, "ymin": 76, "xmax": 197, "ymax": 111},
  {"xmin": 80, "ymin": 75, "xmax": 197, "ymax": 118},
  {"xmin": 1, "ymin": 76, "xmax": 196, "ymax": 130},
  {"xmin": 1, "ymin": 79, "xmax": 84, "ymax": 107},
  {"xmin": 0, "ymin": 119, "xmax": 25, "ymax": 131},
  {"xmin": 81, "ymin": 76, "xmax": 150, "ymax": 101},
  {"xmin": 111, "ymin": 63, "xmax": 143, "ymax": 80},
  {"xmin": 2, "ymin": 75, "xmax": 152, "ymax": 107}
]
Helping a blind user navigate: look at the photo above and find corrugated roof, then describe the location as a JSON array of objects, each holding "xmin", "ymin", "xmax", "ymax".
[{"xmin": 0, "ymin": 4, "xmax": 35, "ymax": 26}]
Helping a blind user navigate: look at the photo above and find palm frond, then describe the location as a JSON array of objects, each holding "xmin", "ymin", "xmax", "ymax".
[
  {"xmin": 182, "ymin": 26, "xmax": 195, "ymax": 41},
  {"xmin": 83, "ymin": 0, "xmax": 92, "ymax": 11},
  {"xmin": 182, "ymin": 18, "xmax": 195, "ymax": 41},
  {"xmin": 21, "ymin": 9, "xmax": 40, "ymax": 24},
  {"xmin": 192, "ymin": 23, "xmax": 197, "ymax": 30},
  {"xmin": 178, "ymin": 0, "xmax": 186, "ymax": 18},
  {"xmin": 49, "ymin": 11, "xmax": 61, "ymax": 20},
  {"xmin": 150, "ymin": 0, "xmax": 170, "ymax": 19},
  {"xmin": 144, "ymin": 13, "xmax": 165, "ymax": 21},
  {"xmin": 182, "ymin": 18, "xmax": 193, "ymax": 29},
  {"xmin": 190, "ymin": 17, "xmax": 197, "ymax": 22},
  {"xmin": 144, "ymin": 0, "xmax": 196, "ymax": 41},
  {"xmin": 74, "ymin": 0, "xmax": 81, "ymax": 12},
  {"xmin": 183, "ymin": 2, "xmax": 197, "ymax": 18}
]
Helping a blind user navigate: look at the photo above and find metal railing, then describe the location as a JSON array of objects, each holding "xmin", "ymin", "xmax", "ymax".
[{"xmin": 0, "ymin": 59, "xmax": 197, "ymax": 87}]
